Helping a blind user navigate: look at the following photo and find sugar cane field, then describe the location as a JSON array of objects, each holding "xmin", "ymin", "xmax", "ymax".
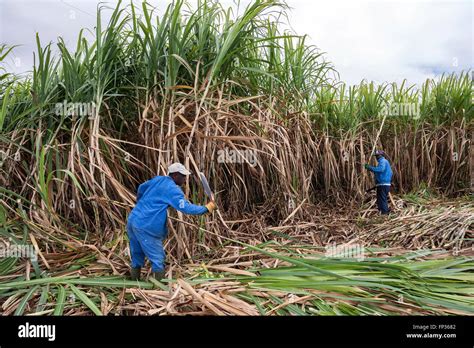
[{"xmin": 0, "ymin": 0, "xmax": 473, "ymax": 317}]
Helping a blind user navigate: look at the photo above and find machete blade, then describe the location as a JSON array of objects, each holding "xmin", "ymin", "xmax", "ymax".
[{"xmin": 199, "ymin": 172, "xmax": 214, "ymax": 200}]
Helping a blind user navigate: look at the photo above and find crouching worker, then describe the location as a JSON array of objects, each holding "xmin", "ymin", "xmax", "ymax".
[
  {"xmin": 364, "ymin": 150, "xmax": 393, "ymax": 215},
  {"xmin": 126, "ymin": 163, "xmax": 216, "ymax": 281}
]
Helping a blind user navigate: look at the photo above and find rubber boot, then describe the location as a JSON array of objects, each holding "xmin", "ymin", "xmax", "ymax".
[
  {"xmin": 130, "ymin": 267, "xmax": 141, "ymax": 281},
  {"xmin": 151, "ymin": 270, "xmax": 165, "ymax": 281}
]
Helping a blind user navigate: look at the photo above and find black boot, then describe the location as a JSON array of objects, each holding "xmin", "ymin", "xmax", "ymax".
[
  {"xmin": 151, "ymin": 270, "xmax": 165, "ymax": 281},
  {"xmin": 130, "ymin": 267, "xmax": 141, "ymax": 280}
]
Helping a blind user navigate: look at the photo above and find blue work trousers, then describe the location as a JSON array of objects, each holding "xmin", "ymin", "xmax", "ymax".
[
  {"xmin": 376, "ymin": 186, "xmax": 391, "ymax": 214},
  {"xmin": 127, "ymin": 222, "xmax": 166, "ymax": 272}
]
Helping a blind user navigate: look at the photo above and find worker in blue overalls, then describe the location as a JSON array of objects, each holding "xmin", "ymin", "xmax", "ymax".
[
  {"xmin": 365, "ymin": 150, "xmax": 393, "ymax": 215},
  {"xmin": 126, "ymin": 163, "xmax": 216, "ymax": 280}
]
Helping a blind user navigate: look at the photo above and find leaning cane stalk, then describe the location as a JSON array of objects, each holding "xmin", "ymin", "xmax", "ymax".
[{"xmin": 368, "ymin": 113, "xmax": 397, "ymax": 209}]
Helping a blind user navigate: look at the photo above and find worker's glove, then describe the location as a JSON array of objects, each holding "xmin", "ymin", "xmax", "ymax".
[
  {"xmin": 364, "ymin": 164, "xmax": 370, "ymax": 170},
  {"xmin": 205, "ymin": 201, "xmax": 217, "ymax": 213}
]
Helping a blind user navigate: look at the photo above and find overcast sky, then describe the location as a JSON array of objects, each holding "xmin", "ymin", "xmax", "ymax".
[{"xmin": 0, "ymin": 0, "xmax": 472, "ymax": 86}]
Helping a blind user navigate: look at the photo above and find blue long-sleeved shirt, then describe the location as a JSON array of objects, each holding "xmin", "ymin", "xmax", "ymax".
[
  {"xmin": 367, "ymin": 157, "xmax": 392, "ymax": 186},
  {"xmin": 128, "ymin": 176, "xmax": 208, "ymax": 237}
]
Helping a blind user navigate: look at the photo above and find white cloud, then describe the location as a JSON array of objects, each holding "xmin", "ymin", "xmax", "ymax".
[
  {"xmin": 283, "ymin": 0, "xmax": 473, "ymax": 85},
  {"xmin": 1, "ymin": 0, "xmax": 472, "ymax": 85}
]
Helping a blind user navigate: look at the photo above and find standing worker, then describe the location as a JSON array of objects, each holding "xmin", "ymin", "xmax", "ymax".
[
  {"xmin": 364, "ymin": 150, "xmax": 393, "ymax": 215},
  {"xmin": 126, "ymin": 163, "xmax": 217, "ymax": 281}
]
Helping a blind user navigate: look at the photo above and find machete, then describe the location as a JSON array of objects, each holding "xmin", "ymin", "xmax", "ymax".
[{"xmin": 199, "ymin": 172, "xmax": 214, "ymax": 201}]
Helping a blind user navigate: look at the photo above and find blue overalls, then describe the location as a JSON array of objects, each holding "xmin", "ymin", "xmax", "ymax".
[
  {"xmin": 127, "ymin": 176, "xmax": 208, "ymax": 272},
  {"xmin": 367, "ymin": 157, "xmax": 393, "ymax": 214}
]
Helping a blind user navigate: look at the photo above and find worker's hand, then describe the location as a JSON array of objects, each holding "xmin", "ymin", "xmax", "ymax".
[
  {"xmin": 364, "ymin": 164, "xmax": 370, "ymax": 170},
  {"xmin": 205, "ymin": 201, "xmax": 217, "ymax": 213}
]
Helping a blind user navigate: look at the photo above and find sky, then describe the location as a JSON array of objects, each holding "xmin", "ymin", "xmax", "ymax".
[{"xmin": 0, "ymin": 0, "xmax": 472, "ymax": 86}]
